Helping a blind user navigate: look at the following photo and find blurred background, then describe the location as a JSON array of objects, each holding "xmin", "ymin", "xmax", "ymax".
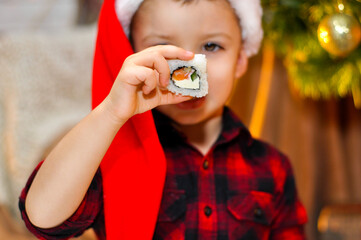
[{"xmin": 0, "ymin": 0, "xmax": 361, "ymax": 240}]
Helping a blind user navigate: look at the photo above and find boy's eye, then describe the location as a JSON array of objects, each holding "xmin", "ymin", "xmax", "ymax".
[{"xmin": 203, "ymin": 42, "xmax": 221, "ymax": 52}]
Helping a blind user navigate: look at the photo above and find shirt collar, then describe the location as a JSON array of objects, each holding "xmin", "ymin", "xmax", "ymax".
[{"xmin": 216, "ymin": 107, "xmax": 252, "ymax": 146}]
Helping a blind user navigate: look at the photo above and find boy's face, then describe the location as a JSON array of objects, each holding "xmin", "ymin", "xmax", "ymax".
[{"xmin": 132, "ymin": 0, "xmax": 248, "ymax": 125}]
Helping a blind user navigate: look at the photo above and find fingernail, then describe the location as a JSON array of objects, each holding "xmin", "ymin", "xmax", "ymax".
[{"xmin": 186, "ymin": 51, "xmax": 194, "ymax": 57}]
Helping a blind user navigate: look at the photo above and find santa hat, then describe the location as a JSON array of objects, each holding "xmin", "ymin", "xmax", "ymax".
[
  {"xmin": 93, "ymin": 0, "xmax": 166, "ymax": 239},
  {"xmin": 93, "ymin": 1, "xmax": 263, "ymax": 240},
  {"xmin": 115, "ymin": 0, "xmax": 264, "ymax": 57}
]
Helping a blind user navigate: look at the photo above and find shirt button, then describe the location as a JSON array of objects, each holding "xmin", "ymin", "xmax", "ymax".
[
  {"xmin": 254, "ymin": 207, "xmax": 263, "ymax": 218},
  {"xmin": 204, "ymin": 206, "xmax": 212, "ymax": 217},
  {"xmin": 203, "ymin": 160, "xmax": 209, "ymax": 170}
]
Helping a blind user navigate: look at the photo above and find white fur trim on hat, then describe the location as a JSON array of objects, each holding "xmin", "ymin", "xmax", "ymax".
[{"xmin": 115, "ymin": 0, "xmax": 263, "ymax": 57}]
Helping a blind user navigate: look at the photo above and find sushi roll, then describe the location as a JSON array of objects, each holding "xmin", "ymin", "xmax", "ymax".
[{"xmin": 167, "ymin": 54, "xmax": 208, "ymax": 98}]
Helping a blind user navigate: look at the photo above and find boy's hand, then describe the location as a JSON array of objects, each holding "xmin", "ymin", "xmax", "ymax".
[{"xmin": 104, "ymin": 45, "xmax": 194, "ymax": 123}]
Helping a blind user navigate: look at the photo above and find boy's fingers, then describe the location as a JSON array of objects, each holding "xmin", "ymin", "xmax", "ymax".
[
  {"xmin": 133, "ymin": 46, "xmax": 194, "ymax": 87},
  {"xmin": 150, "ymin": 53, "xmax": 170, "ymax": 87},
  {"xmin": 131, "ymin": 52, "xmax": 169, "ymax": 87},
  {"xmin": 124, "ymin": 45, "xmax": 194, "ymax": 91},
  {"xmin": 148, "ymin": 45, "xmax": 194, "ymax": 61},
  {"xmin": 133, "ymin": 45, "xmax": 193, "ymax": 66},
  {"xmin": 133, "ymin": 67, "xmax": 158, "ymax": 94},
  {"xmin": 142, "ymin": 70, "xmax": 158, "ymax": 95},
  {"xmin": 163, "ymin": 93, "xmax": 193, "ymax": 105},
  {"xmin": 157, "ymin": 89, "xmax": 192, "ymax": 105}
]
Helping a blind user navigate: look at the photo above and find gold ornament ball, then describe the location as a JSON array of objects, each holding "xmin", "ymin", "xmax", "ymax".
[{"xmin": 317, "ymin": 13, "xmax": 361, "ymax": 57}]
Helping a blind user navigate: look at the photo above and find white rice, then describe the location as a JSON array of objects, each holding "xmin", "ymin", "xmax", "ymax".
[{"xmin": 167, "ymin": 54, "xmax": 208, "ymax": 98}]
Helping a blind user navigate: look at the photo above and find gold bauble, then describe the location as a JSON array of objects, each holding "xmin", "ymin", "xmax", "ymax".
[{"xmin": 317, "ymin": 13, "xmax": 361, "ymax": 57}]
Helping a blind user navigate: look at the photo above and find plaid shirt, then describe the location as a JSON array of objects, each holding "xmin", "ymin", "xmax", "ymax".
[{"xmin": 19, "ymin": 107, "xmax": 307, "ymax": 240}]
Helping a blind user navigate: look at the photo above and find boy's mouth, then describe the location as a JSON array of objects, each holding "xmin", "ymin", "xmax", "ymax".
[{"xmin": 176, "ymin": 97, "xmax": 206, "ymax": 110}]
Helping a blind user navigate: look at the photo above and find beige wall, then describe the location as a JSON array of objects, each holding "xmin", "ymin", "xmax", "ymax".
[{"xmin": 0, "ymin": 0, "xmax": 77, "ymax": 32}]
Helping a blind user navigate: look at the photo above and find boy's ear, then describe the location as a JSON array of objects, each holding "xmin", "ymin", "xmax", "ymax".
[{"xmin": 235, "ymin": 48, "xmax": 248, "ymax": 79}]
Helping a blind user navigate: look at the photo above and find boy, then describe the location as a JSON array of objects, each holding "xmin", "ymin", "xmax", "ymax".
[{"xmin": 19, "ymin": 0, "xmax": 308, "ymax": 239}]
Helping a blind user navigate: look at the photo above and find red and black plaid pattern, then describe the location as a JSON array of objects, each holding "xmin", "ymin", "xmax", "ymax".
[{"xmin": 19, "ymin": 107, "xmax": 307, "ymax": 240}]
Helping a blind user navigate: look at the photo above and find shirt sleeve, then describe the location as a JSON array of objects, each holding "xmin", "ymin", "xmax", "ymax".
[
  {"xmin": 270, "ymin": 154, "xmax": 308, "ymax": 240},
  {"xmin": 18, "ymin": 161, "xmax": 103, "ymax": 240}
]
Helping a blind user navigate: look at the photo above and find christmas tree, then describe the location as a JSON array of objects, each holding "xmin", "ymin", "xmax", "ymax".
[{"xmin": 261, "ymin": 0, "xmax": 361, "ymax": 108}]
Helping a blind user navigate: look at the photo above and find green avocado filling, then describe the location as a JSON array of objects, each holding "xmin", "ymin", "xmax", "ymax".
[{"xmin": 191, "ymin": 71, "xmax": 198, "ymax": 81}]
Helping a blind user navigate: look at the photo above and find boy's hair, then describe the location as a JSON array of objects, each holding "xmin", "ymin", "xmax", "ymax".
[{"xmin": 115, "ymin": 0, "xmax": 264, "ymax": 57}]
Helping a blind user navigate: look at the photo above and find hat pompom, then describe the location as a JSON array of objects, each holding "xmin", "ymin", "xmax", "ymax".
[
  {"xmin": 115, "ymin": 0, "xmax": 143, "ymax": 37},
  {"xmin": 229, "ymin": 0, "xmax": 264, "ymax": 57}
]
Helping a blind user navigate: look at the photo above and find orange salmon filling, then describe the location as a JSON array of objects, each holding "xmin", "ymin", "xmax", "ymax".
[{"xmin": 172, "ymin": 67, "xmax": 193, "ymax": 81}]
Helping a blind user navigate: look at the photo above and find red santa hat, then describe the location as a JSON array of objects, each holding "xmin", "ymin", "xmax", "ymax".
[
  {"xmin": 92, "ymin": 0, "xmax": 166, "ymax": 239},
  {"xmin": 92, "ymin": 0, "xmax": 263, "ymax": 240}
]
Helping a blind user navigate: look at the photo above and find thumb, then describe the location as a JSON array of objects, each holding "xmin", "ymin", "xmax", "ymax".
[{"xmin": 160, "ymin": 92, "xmax": 193, "ymax": 106}]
